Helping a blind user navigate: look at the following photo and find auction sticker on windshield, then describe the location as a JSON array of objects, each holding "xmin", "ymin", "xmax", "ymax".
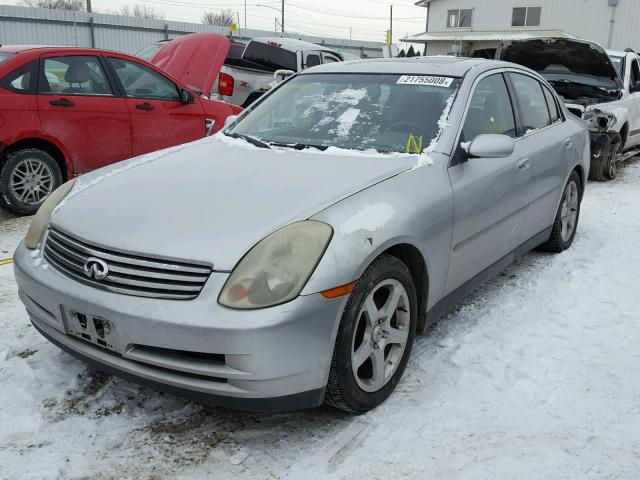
[{"xmin": 396, "ymin": 75, "xmax": 454, "ymax": 87}]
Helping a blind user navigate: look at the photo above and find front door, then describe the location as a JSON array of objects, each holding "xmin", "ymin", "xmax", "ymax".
[
  {"xmin": 446, "ymin": 72, "xmax": 532, "ymax": 293},
  {"xmin": 37, "ymin": 54, "xmax": 132, "ymax": 172},
  {"xmin": 106, "ymin": 57, "xmax": 205, "ymax": 157},
  {"xmin": 508, "ymin": 73, "xmax": 573, "ymax": 240},
  {"xmin": 626, "ymin": 57, "xmax": 640, "ymax": 148}
]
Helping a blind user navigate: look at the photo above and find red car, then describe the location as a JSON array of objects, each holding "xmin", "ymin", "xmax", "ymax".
[{"xmin": 0, "ymin": 33, "xmax": 241, "ymax": 215}]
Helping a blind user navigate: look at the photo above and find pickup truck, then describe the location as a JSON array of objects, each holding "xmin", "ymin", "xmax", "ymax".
[
  {"xmin": 215, "ymin": 37, "xmax": 345, "ymax": 107},
  {"xmin": 498, "ymin": 38, "xmax": 640, "ymax": 181}
]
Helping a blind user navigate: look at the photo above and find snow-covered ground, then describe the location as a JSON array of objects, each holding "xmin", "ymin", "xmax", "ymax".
[{"xmin": 1, "ymin": 161, "xmax": 640, "ymax": 480}]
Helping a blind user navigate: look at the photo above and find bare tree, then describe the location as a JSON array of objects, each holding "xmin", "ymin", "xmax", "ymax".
[
  {"xmin": 202, "ymin": 9, "xmax": 235, "ymax": 26},
  {"xmin": 120, "ymin": 4, "xmax": 164, "ymax": 19},
  {"xmin": 21, "ymin": 0, "xmax": 84, "ymax": 11}
]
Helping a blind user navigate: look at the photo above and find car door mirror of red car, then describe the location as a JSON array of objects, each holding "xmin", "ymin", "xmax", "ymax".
[{"xmin": 180, "ymin": 88, "xmax": 196, "ymax": 104}]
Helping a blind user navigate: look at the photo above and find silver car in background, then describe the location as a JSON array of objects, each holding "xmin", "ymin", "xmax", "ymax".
[{"xmin": 14, "ymin": 57, "xmax": 590, "ymax": 413}]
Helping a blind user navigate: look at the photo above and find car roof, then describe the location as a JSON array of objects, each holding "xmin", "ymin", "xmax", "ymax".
[
  {"xmin": 300, "ymin": 56, "xmax": 515, "ymax": 77},
  {"xmin": 0, "ymin": 45, "xmax": 119, "ymax": 55}
]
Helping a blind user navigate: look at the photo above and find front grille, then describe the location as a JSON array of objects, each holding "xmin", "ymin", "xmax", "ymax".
[{"xmin": 43, "ymin": 228, "xmax": 212, "ymax": 300}]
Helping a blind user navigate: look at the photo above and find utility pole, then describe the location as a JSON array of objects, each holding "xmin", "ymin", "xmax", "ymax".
[
  {"xmin": 244, "ymin": 0, "xmax": 247, "ymax": 29},
  {"xmin": 86, "ymin": 0, "xmax": 91, "ymax": 13},
  {"xmin": 281, "ymin": 0, "xmax": 285, "ymax": 35},
  {"xmin": 389, "ymin": 5, "xmax": 393, "ymax": 47}
]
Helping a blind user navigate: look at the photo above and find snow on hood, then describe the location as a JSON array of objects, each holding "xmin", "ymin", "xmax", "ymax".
[
  {"xmin": 150, "ymin": 33, "xmax": 230, "ymax": 96},
  {"xmin": 50, "ymin": 137, "xmax": 414, "ymax": 270}
]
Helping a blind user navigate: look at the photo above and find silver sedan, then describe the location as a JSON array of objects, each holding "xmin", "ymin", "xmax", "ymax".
[{"xmin": 14, "ymin": 57, "xmax": 590, "ymax": 412}]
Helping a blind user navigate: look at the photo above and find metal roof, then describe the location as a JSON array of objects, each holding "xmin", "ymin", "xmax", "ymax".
[{"xmin": 402, "ymin": 29, "xmax": 575, "ymax": 43}]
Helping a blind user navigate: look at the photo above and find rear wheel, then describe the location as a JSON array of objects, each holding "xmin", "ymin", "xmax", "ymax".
[
  {"xmin": 538, "ymin": 171, "xmax": 581, "ymax": 253},
  {"xmin": 0, "ymin": 148, "xmax": 63, "ymax": 215},
  {"xmin": 325, "ymin": 254, "xmax": 417, "ymax": 413}
]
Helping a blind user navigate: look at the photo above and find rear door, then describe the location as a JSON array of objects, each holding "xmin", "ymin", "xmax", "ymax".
[
  {"xmin": 446, "ymin": 72, "xmax": 532, "ymax": 293},
  {"xmin": 36, "ymin": 54, "xmax": 132, "ymax": 172},
  {"xmin": 507, "ymin": 72, "xmax": 572, "ymax": 240},
  {"xmin": 106, "ymin": 56, "xmax": 205, "ymax": 157}
]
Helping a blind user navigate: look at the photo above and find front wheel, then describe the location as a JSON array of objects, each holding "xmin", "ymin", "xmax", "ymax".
[
  {"xmin": 325, "ymin": 254, "xmax": 417, "ymax": 413},
  {"xmin": 0, "ymin": 148, "xmax": 63, "ymax": 215},
  {"xmin": 589, "ymin": 133, "xmax": 622, "ymax": 182},
  {"xmin": 538, "ymin": 171, "xmax": 582, "ymax": 253}
]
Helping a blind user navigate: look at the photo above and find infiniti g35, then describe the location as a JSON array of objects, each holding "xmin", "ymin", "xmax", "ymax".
[{"xmin": 14, "ymin": 57, "xmax": 590, "ymax": 412}]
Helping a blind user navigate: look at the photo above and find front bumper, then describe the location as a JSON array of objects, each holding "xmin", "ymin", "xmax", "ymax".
[{"xmin": 14, "ymin": 242, "xmax": 346, "ymax": 411}]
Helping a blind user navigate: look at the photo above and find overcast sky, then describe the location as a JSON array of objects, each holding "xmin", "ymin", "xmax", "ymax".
[{"xmin": 9, "ymin": 0, "xmax": 428, "ymax": 45}]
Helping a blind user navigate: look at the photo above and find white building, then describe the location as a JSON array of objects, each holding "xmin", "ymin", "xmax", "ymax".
[{"xmin": 405, "ymin": 0, "xmax": 640, "ymax": 57}]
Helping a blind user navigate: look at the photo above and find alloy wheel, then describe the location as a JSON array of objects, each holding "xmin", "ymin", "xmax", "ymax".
[
  {"xmin": 351, "ymin": 279, "xmax": 410, "ymax": 392},
  {"xmin": 560, "ymin": 181, "xmax": 579, "ymax": 242},
  {"xmin": 608, "ymin": 141, "xmax": 623, "ymax": 179},
  {"xmin": 9, "ymin": 158, "xmax": 55, "ymax": 206}
]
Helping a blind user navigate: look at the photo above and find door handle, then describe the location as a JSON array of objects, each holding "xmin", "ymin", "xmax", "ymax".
[
  {"xmin": 564, "ymin": 138, "xmax": 573, "ymax": 149},
  {"xmin": 49, "ymin": 98, "xmax": 75, "ymax": 107},
  {"xmin": 135, "ymin": 103, "xmax": 155, "ymax": 111},
  {"xmin": 517, "ymin": 157, "xmax": 530, "ymax": 171}
]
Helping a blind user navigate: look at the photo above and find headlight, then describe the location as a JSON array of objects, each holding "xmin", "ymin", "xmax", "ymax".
[
  {"xmin": 218, "ymin": 221, "xmax": 333, "ymax": 309},
  {"xmin": 25, "ymin": 179, "xmax": 75, "ymax": 249}
]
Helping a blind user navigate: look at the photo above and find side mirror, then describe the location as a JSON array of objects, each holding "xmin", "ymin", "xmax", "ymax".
[
  {"xmin": 273, "ymin": 69, "xmax": 295, "ymax": 83},
  {"xmin": 224, "ymin": 115, "xmax": 239, "ymax": 129},
  {"xmin": 463, "ymin": 134, "xmax": 515, "ymax": 159},
  {"xmin": 180, "ymin": 88, "xmax": 195, "ymax": 104},
  {"xmin": 630, "ymin": 81, "xmax": 640, "ymax": 93}
]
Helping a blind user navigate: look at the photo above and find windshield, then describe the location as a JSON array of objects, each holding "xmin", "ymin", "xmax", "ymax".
[
  {"xmin": 0, "ymin": 53, "xmax": 16, "ymax": 64},
  {"xmin": 227, "ymin": 73, "xmax": 460, "ymax": 154},
  {"xmin": 610, "ymin": 55, "xmax": 624, "ymax": 76}
]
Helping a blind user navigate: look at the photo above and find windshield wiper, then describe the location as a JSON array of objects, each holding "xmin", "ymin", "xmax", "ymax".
[
  {"xmin": 225, "ymin": 132, "xmax": 271, "ymax": 149},
  {"xmin": 269, "ymin": 142, "xmax": 329, "ymax": 151}
]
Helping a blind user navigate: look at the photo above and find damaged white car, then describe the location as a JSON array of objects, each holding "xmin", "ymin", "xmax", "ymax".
[{"xmin": 499, "ymin": 38, "xmax": 640, "ymax": 181}]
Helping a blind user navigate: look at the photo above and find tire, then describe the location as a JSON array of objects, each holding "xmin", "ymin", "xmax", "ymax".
[
  {"xmin": 589, "ymin": 133, "xmax": 622, "ymax": 182},
  {"xmin": 0, "ymin": 148, "xmax": 63, "ymax": 215},
  {"xmin": 538, "ymin": 171, "xmax": 582, "ymax": 253},
  {"xmin": 325, "ymin": 254, "xmax": 417, "ymax": 413}
]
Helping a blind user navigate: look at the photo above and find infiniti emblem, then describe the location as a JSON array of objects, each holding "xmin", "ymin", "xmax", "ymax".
[{"xmin": 83, "ymin": 257, "xmax": 109, "ymax": 280}]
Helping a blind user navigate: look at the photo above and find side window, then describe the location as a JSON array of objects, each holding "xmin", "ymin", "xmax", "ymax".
[
  {"xmin": 630, "ymin": 59, "xmax": 640, "ymax": 88},
  {"xmin": 510, "ymin": 73, "xmax": 551, "ymax": 133},
  {"xmin": 322, "ymin": 53, "xmax": 340, "ymax": 64},
  {"xmin": 542, "ymin": 86, "xmax": 561, "ymax": 123},
  {"xmin": 462, "ymin": 74, "xmax": 516, "ymax": 142},
  {"xmin": 107, "ymin": 57, "xmax": 180, "ymax": 101},
  {"xmin": 305, "ymin": 54, "xmax": 321, "ymax": 68},
  {"xmin": 0, "ymin": 60, "xmax": 38, "ymax": 94},
  {"xmin": 40, "ymin": 56, "xmax": 112, "ymax": 96}
]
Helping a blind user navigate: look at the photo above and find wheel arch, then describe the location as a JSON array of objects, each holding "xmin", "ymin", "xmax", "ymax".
[
  {"xmin": 381, "ymin": 243, "xmax": 429, "ymax": 333},
  {"xmin": 1, "ymin": 138, "xmax": 70, "ymax": 180}
]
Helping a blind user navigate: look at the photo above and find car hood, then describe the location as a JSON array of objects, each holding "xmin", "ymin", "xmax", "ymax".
[
  {"xmin": 50, "ymin": 137, "xmax": 413, "ymax": 270},
  {"xmin": 498, "ymin": 38, "xmax": 620, "ymax": 84},
  {"xmin": 150, "ymin": 33, "xmax": 230, "ymax": 96}
]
